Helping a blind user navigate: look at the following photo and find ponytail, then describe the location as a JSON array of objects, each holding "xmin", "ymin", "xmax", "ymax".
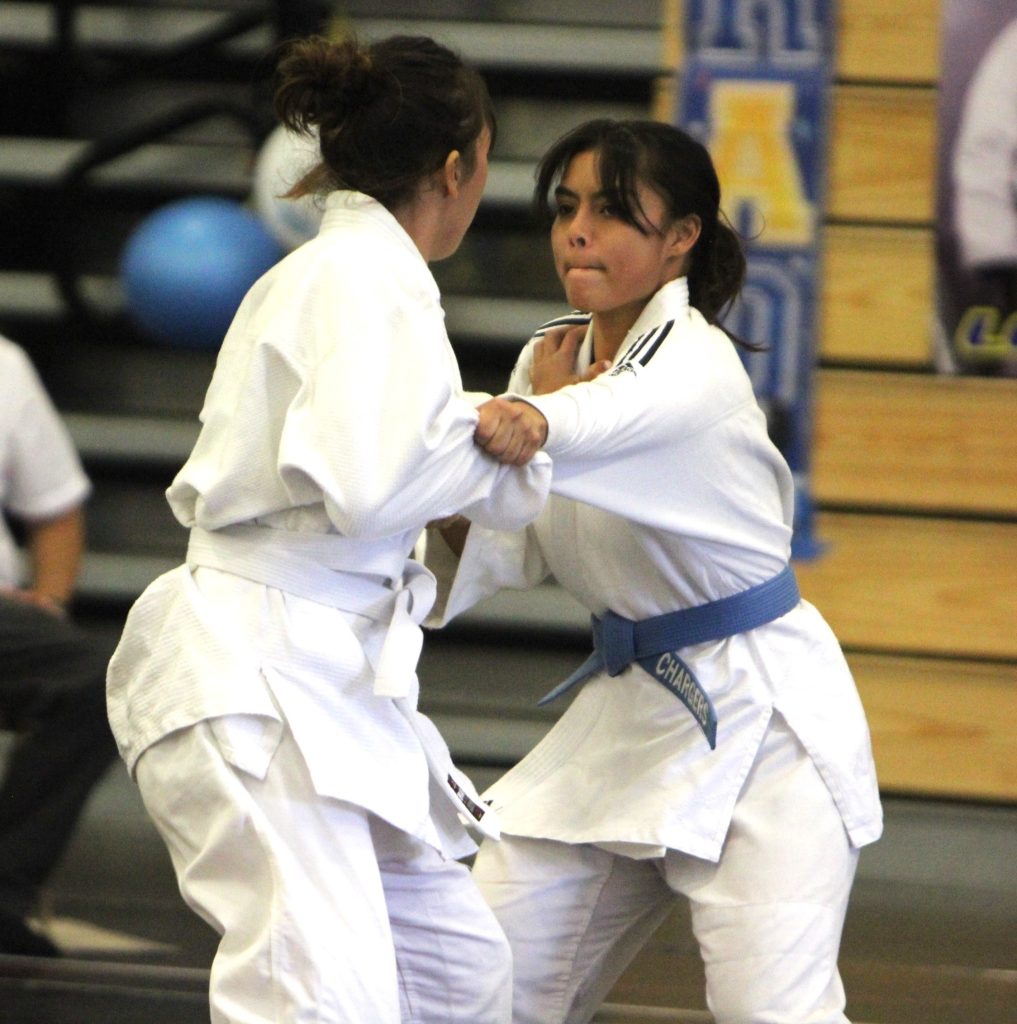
[{"xmin": 688, "ymin": 212, "xmax": 747, "ymax": 328}]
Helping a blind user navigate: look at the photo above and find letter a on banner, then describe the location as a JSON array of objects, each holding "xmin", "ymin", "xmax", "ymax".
[{"xmin": 678, "ymin": 0, "xmax": 835, "ymax": 559}]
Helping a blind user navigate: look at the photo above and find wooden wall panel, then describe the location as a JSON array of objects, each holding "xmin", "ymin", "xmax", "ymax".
[
  {"xmin": 821, "ymin": 226, "xmax": 934, "ymax": 366},
  {"xmin": 828, "ymin": 85, "xmax": 938, "ymax": 223},
  {"xmin": 795, "ymin": 513, "xmax": 1017, "ymax": 660},
  {"xmin": 812, "ymin": 371, "xmax": 1017, "ymax": 515},
  {"xmin": 835, "ymin": 0, "xmax": 941, "ymax": 83},
  {"xmin": 851, "ymin": 653, "xmax": 1017, "ymax": 801}
]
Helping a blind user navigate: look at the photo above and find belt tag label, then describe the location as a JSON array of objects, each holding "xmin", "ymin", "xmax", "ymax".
[{"xmin": 642, "ymin": 651, "xmax": 718, "ymax": 749}]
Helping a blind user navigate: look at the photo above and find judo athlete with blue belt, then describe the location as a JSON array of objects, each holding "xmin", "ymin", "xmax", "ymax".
[{"xmin": 431, "ymin": 119, "xmax": 883, "ymax": 1024}]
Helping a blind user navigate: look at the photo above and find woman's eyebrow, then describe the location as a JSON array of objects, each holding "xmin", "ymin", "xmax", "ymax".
[{"xmin": 554, "ymin": 185, "xmax": 611, "ymax": 201}]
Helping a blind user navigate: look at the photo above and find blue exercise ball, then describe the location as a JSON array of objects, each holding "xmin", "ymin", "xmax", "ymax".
[{"xmin": 120, "ymin": 196, "xmax": 284, "ymax": 349}]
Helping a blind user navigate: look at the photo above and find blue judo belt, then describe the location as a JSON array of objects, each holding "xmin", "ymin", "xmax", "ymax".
[{"xmin": 539, "ymin": 565, "xmax": 800, "ymax": 750}]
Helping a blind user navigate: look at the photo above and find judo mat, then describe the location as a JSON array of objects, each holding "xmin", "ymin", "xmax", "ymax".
[
  {"xmin": 0, "ymin": 957, "xmax": 711, "ymax": 1024},
  {"xmin": 0, "ymin": 958, "xmax": 722, "ymax": 1023}
]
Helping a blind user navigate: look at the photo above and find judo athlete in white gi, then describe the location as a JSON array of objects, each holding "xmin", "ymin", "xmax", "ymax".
[
  {"xmin": 106, "ymin": 35, "xmax": 551, "ymax": 1024},
  {"xmin": 431, "ymin": 120, "xmax": 884, "ymax": 1024}
]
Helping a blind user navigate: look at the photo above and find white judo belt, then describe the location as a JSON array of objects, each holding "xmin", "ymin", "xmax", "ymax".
[{"xmin": 187, "ymin": 525, "xmax": 498, "ymax": 839}]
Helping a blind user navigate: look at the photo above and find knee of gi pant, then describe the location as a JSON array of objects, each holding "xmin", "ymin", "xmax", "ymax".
[{"xmin": 695, "ymin": 901, "xmax": 849, "ymax": 1024}]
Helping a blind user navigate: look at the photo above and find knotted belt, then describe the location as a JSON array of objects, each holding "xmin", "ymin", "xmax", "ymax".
[
  {"xmin": 540, "ymin": 565, "xmax": 801, "ymax": 749},
  {"xmin": 186, "ymin": 525, "xmax": 435, "ymax": 701},
  {"xmin": 186, "ymin": 524, "xmax": 500, "ymax": 838}
]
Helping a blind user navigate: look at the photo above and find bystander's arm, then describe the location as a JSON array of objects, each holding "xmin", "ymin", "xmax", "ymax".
[{"xmin": 19, "ymin": 505, "xmax": 85, "ymax": 614}]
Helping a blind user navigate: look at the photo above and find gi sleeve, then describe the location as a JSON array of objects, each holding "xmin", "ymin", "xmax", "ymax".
[
  {"xmin": 506, "ymin": 320, "xmax": 763, "ymax": 532},
  {"xmin": 506, "ymin": 322, "xmax": 724, "ymax": 463},
  {"xmin": 276, "ymin": 268, "xmax": 550, "ymax": 540},
  {"xmin": 423, "ymin": 520, "xmax": 549, "ymax": 626}
]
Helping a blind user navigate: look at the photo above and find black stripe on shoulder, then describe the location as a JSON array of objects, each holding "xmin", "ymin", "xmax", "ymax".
[
  {"xmin": 533, "ymin": 312, "xmax": 591, "ymax": 337},
  {"xmin": 635, "ymin": 319, "xmax": 674, "ymax": 366},
  {"xmin": 618, "ymin": 326, "xmax": 659, "ymax": 367}
]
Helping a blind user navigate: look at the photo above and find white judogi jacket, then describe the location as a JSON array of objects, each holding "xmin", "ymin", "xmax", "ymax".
[
  {"xmin": 107, "ymin": 191, "xmax": 551, "ymax": 858},
  {"xmin": 428, "ymin": 277, "xmax": 882, "ymax": 861}
]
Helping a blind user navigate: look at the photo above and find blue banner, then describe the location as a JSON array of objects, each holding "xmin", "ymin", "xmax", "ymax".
[{"xmin": 678, "ymin": 0, "xmax": 835, "ymax": 559}]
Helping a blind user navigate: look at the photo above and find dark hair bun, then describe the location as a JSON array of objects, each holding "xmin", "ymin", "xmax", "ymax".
[
  {"xmin": 275, "ymin": 37, "xmax": 385, "ymax": 135},
  {"xmin": 272, "ymin": 33, "xmax": 494, "ymax": 210}
]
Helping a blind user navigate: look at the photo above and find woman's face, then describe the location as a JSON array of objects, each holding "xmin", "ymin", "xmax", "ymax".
[{"xmin": 550, "ymin": 149, "xmax": 690, "ymax": 321}]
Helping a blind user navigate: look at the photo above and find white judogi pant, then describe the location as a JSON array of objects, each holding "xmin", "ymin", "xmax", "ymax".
[
  {"xmin": 135, "ymin": 720, "xmax": 512, "ymax": 1024},
  {"xmin": 472, "ymin": 714, "xmax": 858, "ymax": 1024}
]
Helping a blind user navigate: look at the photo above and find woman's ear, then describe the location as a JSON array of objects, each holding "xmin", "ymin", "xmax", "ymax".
[
  {"xmin": 670, "ymin": 214, "xmax": 702, "ymax": 257},
  {"xmin": 441, "ymin": 150, "xmax": 462, "ymax": 199}
]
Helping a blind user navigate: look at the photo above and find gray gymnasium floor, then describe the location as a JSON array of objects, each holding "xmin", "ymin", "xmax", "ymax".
[{"xmin": 2, "ymin": 631, "xmax": 1015, "ymax": 1023}]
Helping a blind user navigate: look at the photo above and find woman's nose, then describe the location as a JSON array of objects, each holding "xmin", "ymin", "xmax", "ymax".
[
  {"xmin": 569, "ymin": 221, "xmax": 588, "ymax": 247},
  {"xmin": 568, "ymin": 208, "xmax": 591, "ymax": 247}
]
